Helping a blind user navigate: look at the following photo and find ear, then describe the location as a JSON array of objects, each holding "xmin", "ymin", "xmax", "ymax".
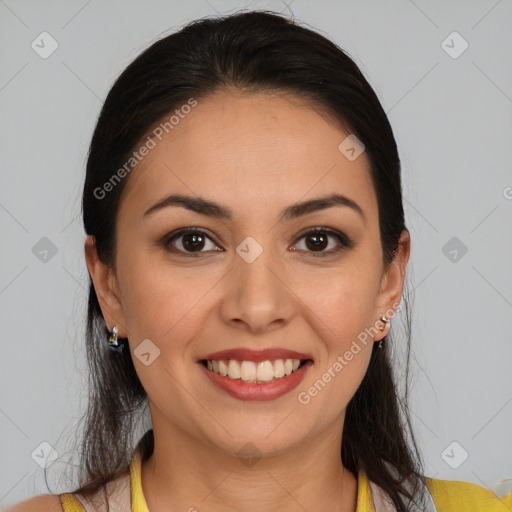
[
  {"xmin": 373, "ymin": 229, "xmax": 410, "ymax": 341},
  {"xmin": 84, "ymin": 235, "xmax": 128, "ymax": 337}
]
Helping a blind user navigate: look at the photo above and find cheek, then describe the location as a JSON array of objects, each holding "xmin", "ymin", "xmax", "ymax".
[
  {"xmin": 295, "ymin": 333, "xmax": 373, "ymax": 431},
  {"xmin": 123, "ymin": 281, "xmax": 204, "ymax": 345},
  {"xmin": 291, "ymin": 260, "xmax": 379, "ymax": 396},
  {"xmin": 296, "ymin": 285, "xmax": 375, "ymax": 421},
  {"xmin": 117, "ymin": 251, "xmax": 229, "ymax": 357},
  {"xmin": 117, "ymin": 249, "xmax": 200, "ymax": 340},
  {"xmin": 313, "ymin": 283, "xmax": 375, "ymax": 386},
  {"xmin": 295, "ymin": 262, "xmax": 380, "ymax": 340}
]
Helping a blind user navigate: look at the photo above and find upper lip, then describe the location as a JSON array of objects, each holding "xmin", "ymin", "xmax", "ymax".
[{"xmin": 199, "ymin": 348, "xmax": 313, "ymax": 363}]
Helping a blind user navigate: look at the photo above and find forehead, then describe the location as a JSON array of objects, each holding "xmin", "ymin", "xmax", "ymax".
[{"xmin": 119, "ymin": 90, "xmax": 377, "ymax": 223}]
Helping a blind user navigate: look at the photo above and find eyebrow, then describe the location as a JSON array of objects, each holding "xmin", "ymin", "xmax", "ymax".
[{"xmin": 143, "ymin": 193, "xmax": 366, "ymax": 224}]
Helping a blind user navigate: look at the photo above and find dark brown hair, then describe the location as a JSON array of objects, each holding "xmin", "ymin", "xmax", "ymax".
[{"xmin": 69, "ymin": 9, "xmax": 424, "ymax": 510}]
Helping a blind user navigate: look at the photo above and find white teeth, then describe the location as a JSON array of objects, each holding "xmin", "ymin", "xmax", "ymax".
[
  {"xmin": 228, "ymin": 359, "xmax": 241, "ymax": 379},
  {"xmin": 205, "ymin": 358, "xmax": 304, "ymax": 383},
  {"xmin": 257, "ymin": 361, "xmax": 274, "ymax": 382},
  {"xmin": 273, "ymin": 359, "xmax": 285, "ymax": 378},
  {"xmin": 240, "ymin": 361, "xmax": 257, "ymax": 381},
  {"xmin": 218, "ymin": 360, "xmax": 228, "ymax": 376}
]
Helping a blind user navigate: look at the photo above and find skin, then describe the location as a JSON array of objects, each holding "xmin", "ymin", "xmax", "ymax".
[{"xmin": 84, "ymin": 89, "xmax": 410, "ymax": 512}]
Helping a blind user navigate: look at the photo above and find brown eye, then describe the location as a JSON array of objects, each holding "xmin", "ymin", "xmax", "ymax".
[
  {"xmin": 305, "ymin": 232, "xmax": 329, "ymax": 251},
  {"xmin": 164, "ymin": 229, "xmax": 221, "ymax": 255},
  {"xmin": 181, "ymin": 232, "xmax": 206, "ymax": 252},
  {"xmin": 292, "ymin": 228, "xmax": 352, "ymax": 257}
]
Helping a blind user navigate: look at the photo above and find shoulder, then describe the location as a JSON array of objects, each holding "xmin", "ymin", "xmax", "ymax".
[
  {"xmin": 426, "ymin": 476, "xmax": 512, "ymax": 511},
  {"xmin": 5, "ymin": 493, "xmax": 63, "ymax": 511}
]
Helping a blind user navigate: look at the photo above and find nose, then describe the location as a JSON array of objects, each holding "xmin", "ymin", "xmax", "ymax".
[{"xmin": 220, "ymin": 244, "xmax": 295, "ymax": 334}]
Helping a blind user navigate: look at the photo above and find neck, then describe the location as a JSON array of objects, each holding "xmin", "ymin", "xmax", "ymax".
[{"xmin": 140, "ymin": 415, "xmax": 358, "ymax": 512}]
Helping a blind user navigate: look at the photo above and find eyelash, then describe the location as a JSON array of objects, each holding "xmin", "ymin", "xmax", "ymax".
[{"xmin": 162, "ymin": 227, "xmax": 352, "ymax": 258}]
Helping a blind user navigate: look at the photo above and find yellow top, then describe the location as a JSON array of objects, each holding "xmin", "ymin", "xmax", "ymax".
[{"xmin": 59, "ymin": 449, "xmax": 512, "ymax": 511}]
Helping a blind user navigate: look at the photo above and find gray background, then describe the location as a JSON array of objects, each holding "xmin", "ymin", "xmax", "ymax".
[{"xmin": 1, "ymin": 0, "xmax": 511, "ymax": 508}]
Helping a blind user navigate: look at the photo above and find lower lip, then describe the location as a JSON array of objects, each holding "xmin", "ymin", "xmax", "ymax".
[{"xmin": 198, "ymin": 360, "xmax": 313, "ymax": 401}]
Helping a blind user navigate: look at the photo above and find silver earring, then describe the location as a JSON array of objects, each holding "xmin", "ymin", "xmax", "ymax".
[
  {"xmin": 107, "ymin": 325, "xmax": 124, "ymax": 353},
  {"xmin": 378, "ymin": 315, "xmax": 389, "ymax": 349},
  {"xmin": 378, "ymin": 315, "xmax": 389, "ymax": 331}
]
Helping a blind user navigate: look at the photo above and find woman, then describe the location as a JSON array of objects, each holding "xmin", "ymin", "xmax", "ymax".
[{"xmin": 9, "ymin": 10, "xmax": 511, "ymax": 512}]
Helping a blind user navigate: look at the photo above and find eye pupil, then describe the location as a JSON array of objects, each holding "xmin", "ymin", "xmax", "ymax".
[
  {"xmin": 306, "ymin": 233, "xmax": 328, "ymax": 251},
  {"xmin": 183, "ymin": 233, "xmax": 205, "ymax": 251}
]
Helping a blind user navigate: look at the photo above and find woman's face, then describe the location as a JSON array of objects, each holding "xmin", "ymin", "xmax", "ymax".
[{"xmin": 86, "ymin": 89, "xmax": 409, "ymax": 458}]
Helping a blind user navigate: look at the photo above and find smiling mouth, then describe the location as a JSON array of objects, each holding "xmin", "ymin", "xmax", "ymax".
[{"xmin": 201, "ymin": 358, "xmax": 310, "ymax": 384}]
